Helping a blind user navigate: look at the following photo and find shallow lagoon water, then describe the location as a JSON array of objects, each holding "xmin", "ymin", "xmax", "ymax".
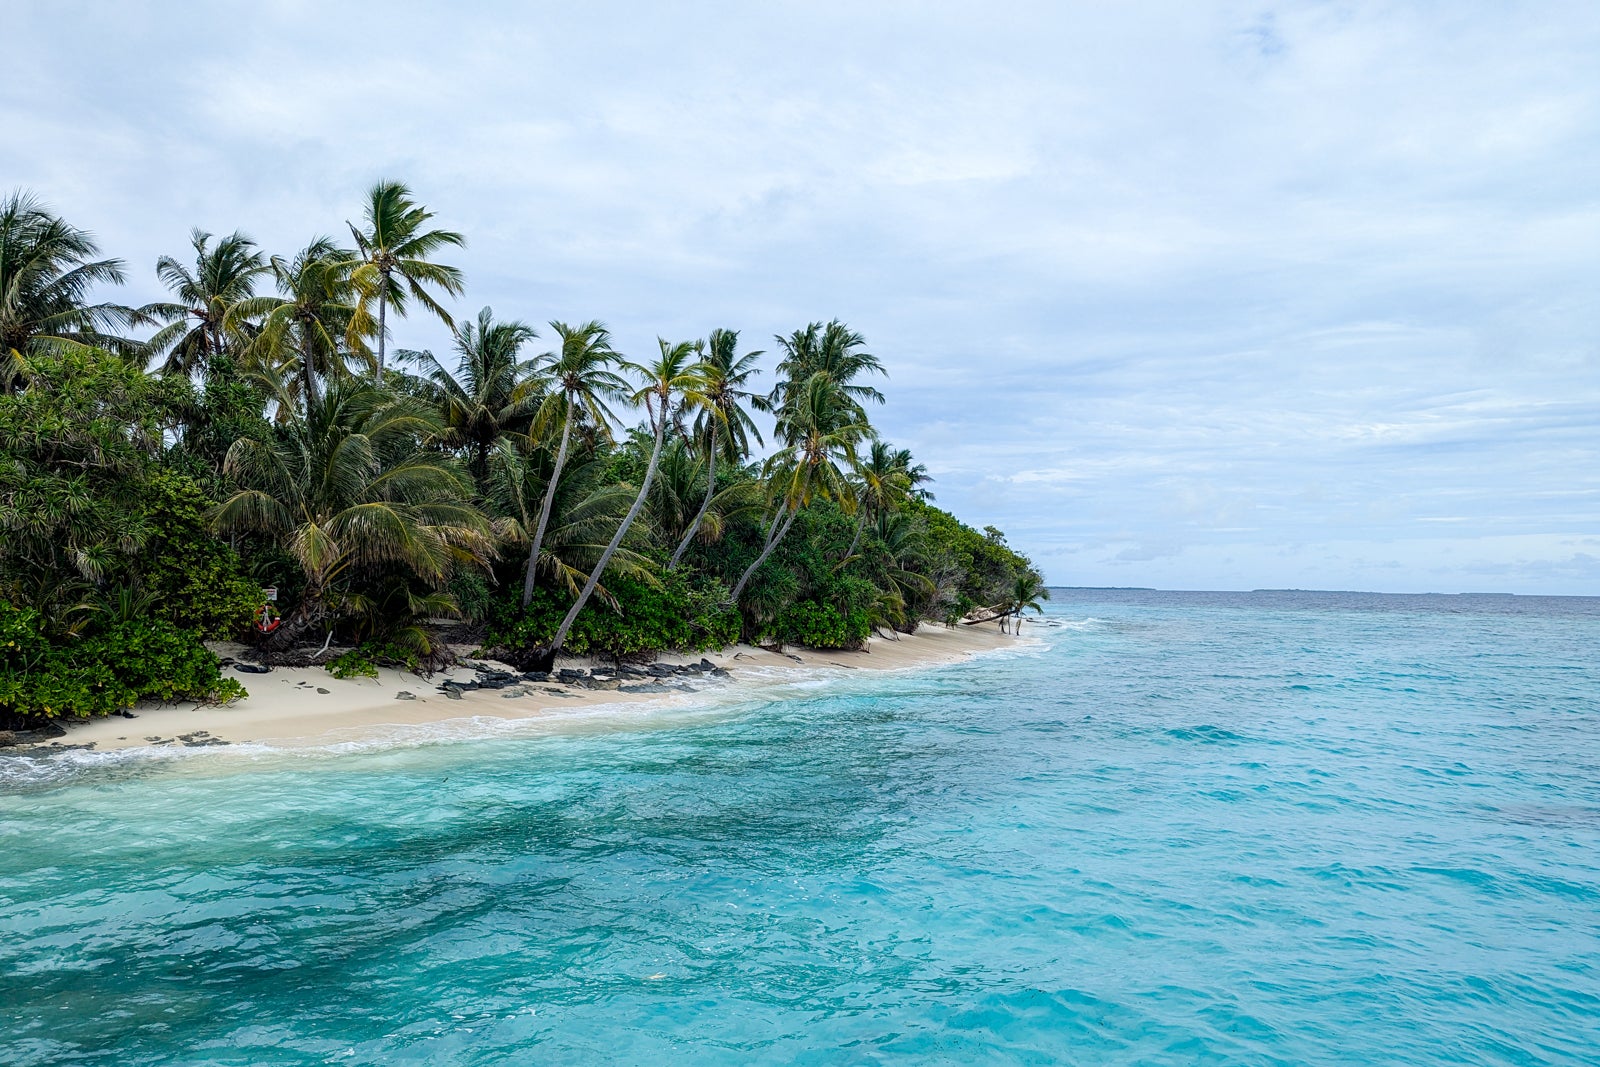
[{"xmin": 3, "ymin": 590, "xmax": 1598, "ymax": 1064}]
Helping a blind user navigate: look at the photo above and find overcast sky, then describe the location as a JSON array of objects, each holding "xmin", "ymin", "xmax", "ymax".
[{"xmin": 6, "ymin": 1, "xmax": 1599, "ymax": 593}]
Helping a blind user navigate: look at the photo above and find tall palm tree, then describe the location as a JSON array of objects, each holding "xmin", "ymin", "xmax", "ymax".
[
  {"xmin": 214, "ymin": 375, "xmax": 494, "ymax": 648},
  {"xmin": 145, "ymin": 229, "xmax": 269, "ymax": 377},
  {"xmin": 764, "ymin": 319, "xmax": 885, "ymax": 421},
  {"xmin": 229, "ymin": 238, "xmax": 371, "ymax": 414},
  {"xmin": 520, "ymin": 320, "xmax": 627, "ymax": 607},
  {"xmin": 406, "ymin": 306, "xmax": 539, "ymax": 481},
  {"xmin": 529, "ymin": 339, "xmax": 705, "ymax": 667},
  {"xmin": 348, "ymin": 180, "xmax": 465, "ymax": 377},
  {"xmin": 730, "ymin": 372, "xmax": 872, "ymax": 602},
  {"xmin": 670, "ymin": 327, "xmax": 763, "ymax": 567},
  {"xmin": 0, "ymin": 190, "xmax": 143, "ymax": 390}
]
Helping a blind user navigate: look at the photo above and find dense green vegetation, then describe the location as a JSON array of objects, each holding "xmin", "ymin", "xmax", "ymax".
[{"xmin": 0, "ymin": 182, "xmax": 1040, "ymax": 724}]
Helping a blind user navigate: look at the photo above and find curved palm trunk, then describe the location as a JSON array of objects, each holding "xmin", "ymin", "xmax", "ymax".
[
  {"xmin": 729, "ymin": 501, "xmax": 798, "ymax": 603},
  {"xmin": 669, "ymin": 423, "xmax": 717, "ymax": 568},
  {"xmin": 539, "ymin": 416, "xmax": 667, "ymax": 663},
  {"xmin": 844, "ymin": 510, "xmax": 867, "ymax": 560},
  {"xmin": 521, "ymin": 411, "xmax": 574, "ymax": 607}
]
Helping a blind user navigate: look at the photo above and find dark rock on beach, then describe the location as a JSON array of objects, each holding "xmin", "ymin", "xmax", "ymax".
[
  {"xmin": 234, "ymin": 663, "xmax": 271, "ymax": 674},
  {"xmin": 396, "ymin": 691, "xmax": 416, "ymax": 700}
]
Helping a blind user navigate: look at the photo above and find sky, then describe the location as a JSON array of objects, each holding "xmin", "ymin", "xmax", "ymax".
[{"xmin": 6, "ymin": 1, "xmax": 1599, "ymax": 593}]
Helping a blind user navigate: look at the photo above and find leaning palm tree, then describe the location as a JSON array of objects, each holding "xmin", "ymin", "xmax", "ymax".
[
  {"xmin": 229, "ymin": 238, "xmax": 372, "ymax": 414},
  {"xmin": 214, "ymin": 375, "xmax": 495, "ymax": 649},
  {"xmin": 348, "ymin": 180, "xmax": 466, "ymax": 377},
  {"xmin": 489, "ymin": 442, "xmax": 654, "ymax": 600},
  {"xmin": 520, "ymin": 320, "xmax": 627, "ymax": 607},
  {"xmin": 405, "ymin": 306, "xmax": 539, "ymax": 481},
  {"xmin": 524, "ymin": 339, "xmax": 705, "ymax": 669},
  {"xmin": 0, "ymin": 190, "xmax": 144, "ymax": 390},
  {"xmin": 145, "ymin": 229, "xmax": 269, "ymax": 377},
  {"xmin": 1004, "ymin": 572, "xmax": 1050, "ymax": 634},
  {"xmin": 730, "ymin": 372, "xmax": 872, "ymax": 602},
  {"xmin": 669, "ymin": 327, "xmax": 763, "ymax": 567}
]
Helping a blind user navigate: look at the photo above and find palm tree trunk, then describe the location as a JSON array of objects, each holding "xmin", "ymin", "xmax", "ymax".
[
  {"xmin": 547, "ymin": 416, "xmax": 667, "ymax": 653},
  {"xmin": 670, "ymin": 423, "xmax": 717, "ymax": 568},
  {"xmin": 375, "ymin": 283, "xmax": 388, "ymax": 378},
  {"xmin": 521, "ymin": 410, "xmax": 574, "ymax": 607},
  {"xmin": 300, "ymin": 336, "xmax": 319, "ymax": 415},
  {"xmin": 844, "ymin": 511, "xmax": 866, "ymax": 560},
  {"xmin": 729, "ymin": 502, "xmax": 798, "ymax": 602}
]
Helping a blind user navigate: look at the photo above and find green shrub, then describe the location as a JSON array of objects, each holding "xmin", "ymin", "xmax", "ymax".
[
  {"xmin": 773, "ymin": 600, "xmax": 870, "ymax": 650},
  {"xmin": 324, "ymin": 639, "xmax": 426, "ymax": 679},
  {"xmin": 141, "ymin": 471, "xmax": 261, "ymax": 638},
  {"xmin": 325, "ymin": 649, "xmax": 381, "ymax": 679},
  {"xmin": 0, "ymin": 603, "xmax": 245, "ymax": 722},
  {"xmin": 487, "ymin": 571, "xmax": 739, "ymax": 660}
]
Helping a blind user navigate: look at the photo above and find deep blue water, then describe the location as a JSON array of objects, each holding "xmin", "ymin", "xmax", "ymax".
[{"xmin": 3, "ymin": 590, "xmax": 1599, "ymax": 1065}]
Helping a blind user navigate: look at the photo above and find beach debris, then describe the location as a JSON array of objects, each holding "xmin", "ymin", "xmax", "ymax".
[{"xmin": 396, "ymin": 691, "xmax": 416, "ymax": 700}]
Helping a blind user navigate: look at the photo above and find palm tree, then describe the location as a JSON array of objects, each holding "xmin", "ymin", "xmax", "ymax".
[
  {"xmin": 489, "ymin": 443, "xmax": 654, "ymax": 600},
  {"xmin": 764, "ymin": 319, "xmax": 885, "ymax": 421},
  {"xmin": 348, "ymin": 180, "xmax": 465, "ymax": 377},
  {"xmin": 213, "ymin": 375, "xmax": 494, "ymax": 649},
  {"xmin": 1004, "ymin": 572, "xmax": 1050, "ymax": 634},
  {"xmin": 0, "ymin": 190, "xmax": 144, "ymax": 390},
  {"xmin": 520, "ymin": 320, "xmax": 628, "ymax": 607},
  {"xmin": 843, "ymin": 440, "xmax": 924, "ymax": 559},
  {"xmin": 406, "ymin": 306, "xmax": 539, "ymax": 481},
  {"xmin": 145, "ymin": 229, "xmax": 270, "ymax": 377},
  {"xmin": 730, "ymin": 372, "xmax": 872, "ymax": 602},
  {"xmin": 670, "ymin": 327, "xmax": 763, "ymax": 567},
  {"xmin": 527, "ymin": 339, "xmax": 704, "ymax": 667},
  {"xmin": 229, "ymin": 238, "xmax": 371, "ymax": 414}
]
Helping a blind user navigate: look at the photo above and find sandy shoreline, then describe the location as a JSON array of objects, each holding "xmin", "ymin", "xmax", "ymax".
[{"xmin": 46, "ymin": 623, "xmax": 1027, "ymax": 754}]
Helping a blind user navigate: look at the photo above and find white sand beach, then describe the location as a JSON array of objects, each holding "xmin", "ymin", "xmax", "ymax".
[{"xmin": 58, "ymin": 624, "xmax": 1026, "ymax": 753}]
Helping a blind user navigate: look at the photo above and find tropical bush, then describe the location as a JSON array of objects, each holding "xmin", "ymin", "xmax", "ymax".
[{"xmin": 0, "ymin": 603, "xmax": 245, "ymax": 722}]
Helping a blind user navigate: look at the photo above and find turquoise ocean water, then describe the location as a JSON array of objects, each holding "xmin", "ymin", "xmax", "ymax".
[{"xmin": 2, "ymin": 589, "xmax": 1598, "ymax": 1065}]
